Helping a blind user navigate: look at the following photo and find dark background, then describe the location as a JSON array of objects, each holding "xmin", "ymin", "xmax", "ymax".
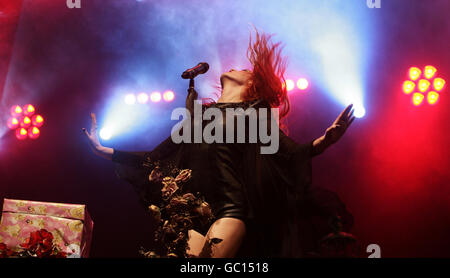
[{"xmin": 0, "ymin": 0, "xmax": 449, "ymax": 257}]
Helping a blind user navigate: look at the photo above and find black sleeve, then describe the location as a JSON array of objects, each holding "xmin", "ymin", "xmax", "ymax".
[
  {"xmin": 111, "ymin": 135, "xmax": 179, "ymax": 167},
  {"xmin": 111, "ymin": 135, "xmax": 180, "ymax": 207},
  {"xmin": 112, "ymin": 150, "xmax": 146, "ymax": 167},
  {"xmin": 278, "ymin": 129, "xmax": 316, "ymax": 161},
  {"xmin": 277, "ymin": 130, "xmax": 314, "ymax": 201}
]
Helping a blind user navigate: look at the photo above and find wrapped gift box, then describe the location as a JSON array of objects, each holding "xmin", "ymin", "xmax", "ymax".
[{"xmin": 0, "ymin": 199, "xmax": 93, "ymax": 258}]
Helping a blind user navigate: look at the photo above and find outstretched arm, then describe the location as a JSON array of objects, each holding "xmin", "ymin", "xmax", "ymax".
[{"xmin": 312, "ymin": 104, "xmax": 355, "ymax": 155}]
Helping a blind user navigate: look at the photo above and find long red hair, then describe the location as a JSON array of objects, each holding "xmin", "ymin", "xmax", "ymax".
[{"xmin": 245, "ymin": 29, "xmax": 290, "ymax": 120}]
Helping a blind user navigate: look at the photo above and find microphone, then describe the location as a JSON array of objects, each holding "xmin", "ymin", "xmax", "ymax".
[{"xmin": 181, "ymin": 62, "xmax": 209, "ymax": 79}]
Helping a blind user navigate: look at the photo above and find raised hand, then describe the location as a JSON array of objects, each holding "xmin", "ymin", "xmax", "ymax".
[
  {"xmin": 82, "ymin": 113, "xmax": 113, "ymax": 160},
  {"xmin": 323, "ymin": 104, "xmax": 355, "ymax": 146},
  {"xmin": 312, "ymin": 104, "xmax": 355, "ymax": 155}
]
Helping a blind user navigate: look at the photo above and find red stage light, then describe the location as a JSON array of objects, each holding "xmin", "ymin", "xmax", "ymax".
[
  {"xmin": 418, "ymin": 79, "xmax": 430, "ymax": 92},
  {"xmin": 433, "ymin": 78, "xmax": 446, "ymax": 92},
  {"xmin": 7, "ymin": 104, "xmax": 44, "ymax": 140},
  {"xmin": 7, "ymin": 117, "xmax": 19, "ymax": 130},
  {"xmin": 28, "ymin": 126, "xmax": 40, "ymax": 139},
  {"xmin": 427, "ymin": 91, "xmax": 439, "ymax": 105},
  {"xmin": 11, "ymin": 105, "xmax": 23, "ymax": 117},
  {"xmin": 402, "ymin": 80, "xmax": 415, "ymax": 94},
  {"xmin": 403, "ymin": 66, "xmax": 446, "ymax": 107},
  {"xmin": 20, "ymin": 116, "xmax": 32, "ymax": 128},
  {"xmin": 412, "ymin": 93, "xmax": 424, "ymax": 106},
  {"xmin": 32, "ymin": 114, "xmax": 44, "ymax": 127},
  {"xmin": 23, "ymin": 104, "xmax": 35, "ymax": 116},
  {"xmin": 15, "ymin": 128, "xmax": 28, "ymax": 140},
  {"xmin": 424, "ymin": 66, "xmax": 437, "ymax": 79},
  {"xmin": 408, "ymin": 67, "xmax": 421, "ymax": 81},
  {"xmin": 163, "ymin": 90, "xmax": 175, "ymax": 102}
]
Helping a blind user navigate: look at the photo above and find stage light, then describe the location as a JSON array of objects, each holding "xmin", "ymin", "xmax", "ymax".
[
  {"xmin": 99, "ymin": 127, "xmax": 112, "ymax": 140},
  {"xmin": 296, "ymin": 78, "xmax": 309, "ymax": 90},
  {"xmin": 150, "ymin": 92, "xmax": 162, "ymax": 102},
  {"xmin": 285, "ymin": 79, "xmax": 295, "ymax": 91},
  {"xmin": 32, "ymin": 115, "xmax": 44, "ymax": 127},
  {"xmin": 403, "ymin": 66, "xmax": 446, "ymax": 106},
  {"xmin": 11, "ymin": 105, "xmax": 23, "ymax": 118},
  {"xmin": 433, "ymin": 78, "xmax": 445, "ymax": 91},
  {"xmin": 7, "ymin": 117, "xmax": 19, "ymax": 130},
  {"xmin": 20, "ymin": 116, "xmax": 32, "ymax": 128},
  {"xmin": 124, "ymin": 94, "xmax": 136, "ymax": 105},
  {"xmin": 28, "ymin": 126, "xmax": 40, "ymax": 140},
  {"xmin": 163, "ymin": 90, "xmax": 175, "ymax": 102},
  {"xmin": 418, "ymin": 79, "xmax": 430, "ymax": 92},
  {"xmin": 15, "ymin": 128, "xmax": 27, "ymax": 140},
  {"xmin": 137, "ymin": 92, "xmax": 149, "ymax": 104},
  {"xmin": 353, "ymin": 105, "xmax": 366, "ymax": 118},
  {"xmin": 402, "ymin": 80, "xmax": 415, "ymax": 94},
  {"xmin": 23, "ymin": 104, "xmax": 35, "ymax": 116},
  {"xmin": 424, "ymin": 66, "xmax": 437, "ymax": 79},
  {"xmin": 409, "ymin": 67, "xmax": 421, "ymax": 81},
  {"xmin": 412, "ymin": 93, "xmax": 424, "ymax": 106},
  {"xmin": 427, "ymin": 91, "xmax": 439, "ymax": 105},
  {"xmin": 6, "ymin": 104, "xmax": 44, "ymax": 140}
]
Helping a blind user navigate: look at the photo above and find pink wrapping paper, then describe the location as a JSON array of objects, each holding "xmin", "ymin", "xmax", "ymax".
[{"xmin": 0, "ymin": 199, "xmax": 93, "ymax": 257}]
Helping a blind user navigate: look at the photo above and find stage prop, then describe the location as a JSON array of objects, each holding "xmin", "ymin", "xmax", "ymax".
[{"xmin": 0, "ymin": 199, "xmax": 93, "ymax": 258}]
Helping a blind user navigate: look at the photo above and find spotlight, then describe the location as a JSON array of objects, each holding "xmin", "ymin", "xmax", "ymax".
[
  {"xmin": 99, "ymin": 128, "xmax": 112, "ymax": 140},
  {"xmin": 124, "ymin": 94, "xmax": 136, "ymax": 105},
  {"xmin": 20, "ymin": 116, "xmax": 32, "ymax": 128},
  {"xmin": 296, "ymin": 78, "xmax": 309, "ymax": 90},
  {"xmin": 403, "ymin": 66, "xmax": 446, "ymax": 106},
  {"xmin": 412, "ymin": 93, "xmax": 424, "ymax": 106},
  {"xmin": 402, "ymin": 80, "xmax": 415, "ymax": 94},
  {"xmin": 137, "ymin": 92, "xmax": 149, "ymax": 104},
  {"xmin": 7, "ymin": 117, "xmax": 19, "ymax": 130},
  {"xmin": 28, "ymin": 126, "xmax": 40, "ymax": 140},
  {"xmin": 11, "ymin": 105, "xmax": 23, "ymax": 118},
  {"xmin": 23, "ymin": 104, "xmax": 35, "ymax": 116},
  {"xmin": 427, "ymin": 91, "xmax": 439, "ymax": 105},
  {"xmin": 15, "ymin": 128, "xmax": 27, "ymax": 140},
  {"xmin": 408, "ymin": 67, "xmax": 421, "ymax": 81},
  {"xmin": 433, "ymin": 78, "xmax": 445, "ymax": 92},
  {"xmin": 353, "ymin": 106, "xmax": 366, "ymax": 118},
  {"xmin": 32, "ymin": 115, "xmax": 44, "ymax": 127},
  {"xmin": 418, "ymin": 79, "xmax": 430, "ymax": 92},
  {"xmin": 285, "ymin": 79, "xmax": 295, "ymax": 91},
  {"xmin": 150, "ymin": 92, "xmax": 162, "ymax": 102},
  {"xmin": 424, "ymin": 66, "xmax": 437, "ymax": 79},
  {"xmin": 6, "ymin": 104, "xmax": 45, "ymax": 140},
  {"xmin": 163, "ymin": 90, "xmax": 175, "ymax": 102}
]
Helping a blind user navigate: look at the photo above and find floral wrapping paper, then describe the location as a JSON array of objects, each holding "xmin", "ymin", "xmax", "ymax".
[{"xmin": 0, "ymin": 199, "xmax": 93, "ymax": 258}]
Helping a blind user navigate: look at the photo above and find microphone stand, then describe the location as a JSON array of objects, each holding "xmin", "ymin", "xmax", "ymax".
[{"xmin": 186, "ymin": 78, "xmax": 198, "ymax": 115}]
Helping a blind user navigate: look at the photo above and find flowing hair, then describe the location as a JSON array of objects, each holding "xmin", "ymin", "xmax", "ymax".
[{"xmin": 245, "ymin": 29, "xmax": 290, "ymax": 121}]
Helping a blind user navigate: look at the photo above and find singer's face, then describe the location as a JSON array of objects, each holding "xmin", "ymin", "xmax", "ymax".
[{"xmin": 220, "ymin": 69, "xmax": 252, "ymax": 88}]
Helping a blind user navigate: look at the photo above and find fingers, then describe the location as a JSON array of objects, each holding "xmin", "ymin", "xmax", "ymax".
[
  {"xmin": 341, "ymin": 104, "xmax": 353, "ymax": 117},
  {"xmin": 347, "ymin": 116, "xmax": 355, "ymax": 128},
  {"xmin": 343, "ymin": 104, "xmax": 354, "ymax": 120},
  {"xmin": 347, "ymin": 108, "xmax": 354, "ymax": 121},
  {"xmin": 90, "ymin": 113, "xmax": 97, "ymax": 135},
  {"xmin": 82, "ymin": 127, "xmax": 89, "ymax": 137},
  {"xmin": 335, "ymin": 104, "xmax": 353, "ymax": 124}
]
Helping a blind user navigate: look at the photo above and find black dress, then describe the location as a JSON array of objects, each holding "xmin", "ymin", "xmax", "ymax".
[{"xmin": 112, "ymin": 99, "xmax": 353, "ymax": 257}]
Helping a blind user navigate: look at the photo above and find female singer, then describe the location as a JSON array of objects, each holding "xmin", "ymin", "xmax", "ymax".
[{"xmin": 83, "ymin": 30, "xmax": 355, "ymax": 258}]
